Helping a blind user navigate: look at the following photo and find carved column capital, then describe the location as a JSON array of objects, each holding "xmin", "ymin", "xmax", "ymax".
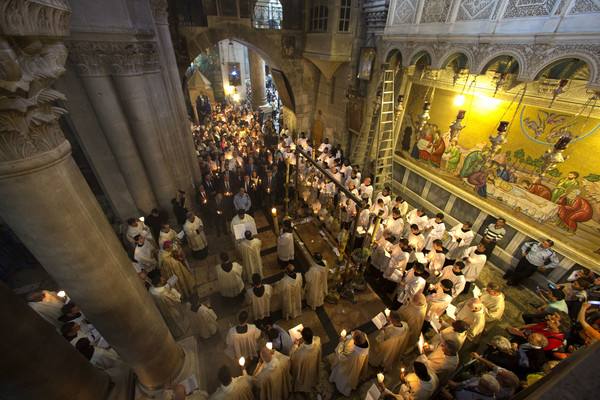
[
  {"xmin": 0, "ymin": 0, "xmax": 71, "ymax": 163},
  {"xmin": 149, "ymin": 0, "xmax": 169, "ymax": 24}
]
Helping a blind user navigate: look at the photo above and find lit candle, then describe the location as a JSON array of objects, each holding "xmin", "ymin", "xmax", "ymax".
[
  {"xmin": 340, "ymin": 329, "xmax": 346, "ymax": 337},
  {"xmin": 271, "ymin": 208, "xmax": 279, "ymax": 234},
  {"xmin": 418, "ymin": 334, "xmax": 424, "ymax": 354},
  {"xmin": 266, "ymin": 342, "xmax": 273, "ymax": 350},
  {"xmin": 239, "ymin": 357, "xmax": 245, "ymax": 366},
  {"xmin": 139, "ymin": 216, "xmax": 144, "ymax": 222},
  {"xmin": 377, "ymin": 373, "xmax": 384, "ymax": 383},
  {"xmin": 401, "ymin": 368, "xmax": 405, "ymax": 373},
  {"xmin": 384, "ymin": 308, "xmax": 390, "ymax": 317},
  {"xmin": 57, "ymin": 290, "xmax": 66, "ymax": 298}
]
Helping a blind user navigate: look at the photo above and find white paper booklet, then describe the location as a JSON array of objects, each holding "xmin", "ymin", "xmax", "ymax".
[
  {"xmin": 288, "ymin": 324, "xmax": 304, "ymax": 342},
  {"xmin": 446, "ymin": 304, "xmax": 457, "ymax": 319},
  {"xmin": 167, "ymin": 274, "xmax": 178, "ymax": 287},
  {"xmin": 365, "ymin": 383, "xmax": 381, "ymax": 400},
  {"xmin": 372, "ymin": 312, "xmax": 387, "ymax": 330},
  {"xmin": 179, "ymin": 374, "xmax": 199, "ymax": 395},
  {"xmin": 472, "ymin": 285, "xmax": 482, "ymax": 298}
]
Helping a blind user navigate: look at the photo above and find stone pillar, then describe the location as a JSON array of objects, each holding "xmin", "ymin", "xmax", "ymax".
[
  {"xmin": 0, "ymin": 281, "xmax": 110, "ymax": 400},
  {"xmin": 66, "ymin": 44, "xmax": 158, "ymax": 215},
  {"xmin": 149, "ymin": 0, "xmax": 202, "ymax": 187},
  {"xmin": 0, "ymin": 2, "xmax": 183, "ymax": 391},
  {"xmin": 249, "ymin": 50, "xmax": 269, "ymax": 110},
  {"xmin": 108, "ymin": 43, "xmax": 179, "ymax": 214}
]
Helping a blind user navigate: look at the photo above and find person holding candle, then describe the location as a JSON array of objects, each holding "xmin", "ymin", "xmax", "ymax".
[
  {"xmin": 423, "ymin": 213, "xmax": 446, "ymax": 252},
  {"xmin": 289, "ymin": 327, "xmax": 322, "ymax": 393},
  {"xmin": 460, "ymin": 243, "xmax": 488, "ymax": 293},
  {"xmin": 253, "ymin": 346, "xmax": 293, "ymax": 400},
  {"xmin": 443, "ymin": 221, "xmax": 475, "ymax": 266},
  {"xmin": 183, "ymin": 212, "xmax": 209, "ymax": 260},
  {"xmin": 398, "ymin": 360, "xmax": 439, "ymax": 400},
  {"xmin": 208, "ymin": 365, "xmax": 253, "ymax": 400},
  {"xmin": 395, "ymin": 263, "xmax": 429, "ymax": 307},
  {"xmin": 329, "ymin": 330, "xmax": 370, "ymax": 396},
  {"xmin": 277, "ymin": 220, "xmax": 294, "ymax": 269},
  {"xmin": 398, "ymin": 293, "xmax": 428, "ymax": 351},
  {"xmin": 27, "ymin": 290, "xmax": 66, "ymax": 329},
  {"xmin": 403, "ymin": 208, "xmax": 428, "ymax": 238},
  {"xmin": 424, "ymin": 279, "xmax": 454, "ymax": 332},
  {"xmin": 406, "ymin": 224, "xmax": 426, "ymax": 265},
  {"xmin": 211, "ymin": 193, "xmax": 229, "ymax": 237},
  {"xmin": 305, "ymin": 252, "xmax": 328, "ymax": 310},
  {"xmin": 369, "ymin": 310, "xmax": 410, "ymax": 371},
  {"xmin": 416, "ymin": 339, "xmax": 459, "ymax": 387},
  {"xmin": 126, "ymin": 217, "xmax": 155, "ymax": 247},
  {"xmin": 437, "ymin": 261, "xmax": 466, "ymax": 299},
  {"xmin": 383, "ymin": 208, "xmax": 405, "ymax": 241}
]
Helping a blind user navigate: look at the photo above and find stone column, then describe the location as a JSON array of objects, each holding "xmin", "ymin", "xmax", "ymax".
[
  {"xmin": 249, "ymin": 50, "xmax": 269, "ymax": 110},
  {"xmin": 0, "ymin": 2, "xmax": 183, "ymax": 391},
  {"xmin": 0, "ymin": 281, "xmax": 110, "ymax": 400},
  {"xmin": 108, "ymin": 42, "xmax": 179, "ymax": 214},
  {"xmin": 67, "ymin": 43, "xmax": 159, "ymax": 215},
  {"xmin": 150, "ymin": 0, "xmax": 202, "ymax": 187}
]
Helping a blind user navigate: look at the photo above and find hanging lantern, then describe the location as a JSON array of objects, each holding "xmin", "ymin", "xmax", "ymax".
[
  {"xmin": 449, "ymin": 110, "xmax": 466, "ymax": 142},
  {"xmin": 538, "ymin": 136, "xmax": 572, "ymax": 181},
  {"xmin": 550, "ymin": 79, "xmax": 569, "ymax": 107},
  {"xmin": 493, "ymin": 73, "xmax": 506, "ymax": 97}
]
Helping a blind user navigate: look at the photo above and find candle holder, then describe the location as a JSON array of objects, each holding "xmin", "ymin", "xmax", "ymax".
[
  {"xmin": 488, "ymin": 121, "xmax": 509, "ymax": 155},
  {"xmin": 350, "ymin": 247, "xmax": 372, "ymax": 291},
  {"xmin": 537, "ymin": 136, "xmax": 572, "ymax": 181},
  {"xmin": 449, "ymin": 110, "xmax": 466, "ymax": 142}
]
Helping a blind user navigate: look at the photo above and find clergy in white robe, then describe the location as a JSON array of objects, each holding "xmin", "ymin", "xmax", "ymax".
[
  {"xmin": 248, "ymin": 274, "xmax": 272, "ymax": 323},
  {"xmin": 159, "ymin": 242, "xmax": 196, "ymax": 300},
  {"xmin": 231, "ymin": 210, "xmax": 257, "ymax": 246},
  {"xmin": 279, "ymin": 265, "xmax": 303, "ymax": 320},
  {"xmin": 277, "ymin": 224, "xmax": 294, "ymax": 266},
  {"xmin": 407, "ymin": 229, "xmax": 425, "ymax": 263},
  {"xmin": 417, "ymin": 340, "xmax": 459, "ymax": 387},
  {"xmin": 253, "ymin": 347, "xmax": 293, "ymax": 400},
  {"xmin": 438, "ymin": 262, "xmax": 467, "ymax": 299},
  {"xmin": 183, "ymin": 212, "xmax": 208, "ymax": 259},
  {"xmin": 425, "ymin": 280, "xmax": 454, "ymax": 323},
  {"xmin": 126, "ymin": 218, "xmax": 155, "ymax": 245},
  {"xmin": 461, "ymin": 243, "xmax": 488, "ymax": 285},
  {"xmin": 216, "ymin": 252, "xmax": 245, "ymax": 298},
  {"xmin": 425, "ymin": 240, "xmax": 447, "ymax": 279},
  {"xmin": 158, "ymin": 224, "xmax": 179, "ymax": 249},
  {"xmin": 398, "ymin": 293, "xmax": 428, "ymax": 350},
  {"xmin": 238, "ymin": 231, "xmax": 263, "ymax": 282},
  {"xmin": 376, "ymin": 187, "xmax": 392, "ymax": 209},
  {"xmin": 289, "ymin": 327, "xmax": 322, "ymax": 392},
  {"xmin": 371, "ymin": 232, "xmax": 394, "ymax": 272},
  {"xmin": 134, "ymin": 235, "xmax": 158, "ymax": 271},
  {"xmin": 369, "ymin": 311, "xmax": 410, "ymax": 371},
  {"xmin": 455, "ymin": 298, "xmax": 486, "ymax": 342},
  {"xmin": 304, "ymin": 253, "xmax": 327, "ymax": 310},
  {"xmin": 76, "ymin": 338, "xmax": 121, "ymax": 371},
  {"xmin": 393, "ymin": 196, "xmax": 409, "ymax": 218},
  {"xmin": 399, "ymin": 361, "xmax": 439, "ymax": 400},
  {"xmin": 428, "ymin": 321, "xmax": 469, "ymax": 352},
  {"xmin": 384, "ymin": 239, "xmax": 410, "ymax": 281},
  {"xmin": 404, "ymin": 208, "xmax": 428, "ymax": 237},
  {"xmin": 396, "ymin": 265, "xmax": 428, "ymax": 305},
  {"xmin": 27, "ymin": 290, "xmax": 65, "ymax": 329},
  {"xmin": 329, "ymin": 331, "xmax": 370, "ymax": 396},
  {"xmin": 383, "ymin": 208, "xmax": 404, "ymax": 239},
  {"xmin": 423, "ymin": 214, "xmax": 446, "ymax": 251},
  {"xmin": 148, "ymin": 274, "xmax": 190, "ymax": 338},
  {"xmin": 225, "ymin": 311, "xmax": 262, "ymax": 360},
  {"xmin": 209, "ymin": 366, "xmax": 254, "ymax": 400},
  {"xmin": 480, "ymin": 283, "xmax": 505, "ymax": 331},
  {"xmin": 189, "ymin": 304, "xmax": 218, "ymax": 339},
  {"xmin": 370, "ymin": 199, "xmax": 389, "ymax": 220},
  {"xmin": 358, "ymin": 178, "xmax": 373, "ymax": 201},
  {"xmin": 443, "ymin": 222, "xmax": 475, "ymax": 262}
]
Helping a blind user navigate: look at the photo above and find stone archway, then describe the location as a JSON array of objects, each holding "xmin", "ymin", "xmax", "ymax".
[{"xmin": 180, "ymin": 22, "xmax": 311, "ymax": 131}]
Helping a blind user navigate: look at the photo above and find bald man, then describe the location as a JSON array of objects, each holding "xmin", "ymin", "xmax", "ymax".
[
  {"xmin": 253, "ymin": 346, "xmax": 292, "ymax": 400},
  {"xmin": 369, "ymin": 310, "xmax": 410, "ymax": 371},
  {"xmin": 329, "ymin": 330, "xmax": 370, "ymax": 396},
  {"xmin": 397, "ymin": 293, "xmax": 428, "ymax": 350}
]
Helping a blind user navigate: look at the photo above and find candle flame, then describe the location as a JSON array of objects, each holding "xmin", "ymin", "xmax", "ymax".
[
  {"xmin": 139, "ymin": 217, "xmax": 144, "ymax": 222},
  {"xmin": 377, "ymin": 373, "xmax": 384, "ymax": 383},
  {"xmin": 271, "ymin": 208, "xmax": 277, "ymax": 215},
  {"xmin": 239, "ymin": 357, "xmax": 245, "ymax": 366},
  {"xmin": 384, "ymin": 308, "xmax": 390, "ymax": 317},
  {"xmin": 266, "ymin": 342, "xmax": 273, "ymax": 350},
  {"xmin": 340, "ymin": 329, "xmax": 346, "ymax": 337},
  {"xmin": 57, "ymin": 290, "xmax": 66, "ymax": 298}
]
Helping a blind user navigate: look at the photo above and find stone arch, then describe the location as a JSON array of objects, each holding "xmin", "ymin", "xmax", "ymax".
[
  {"xmin": 437, "ymin": 50, "xmax": 472, "ymax": 71},
  {"xmin": 476, "ymin": 51, "xmax": 526, "ymax": 80},
  {"xmin": 407, "ymin": 48, "xmax": 433, "ymax": 66},
  {"xmin": 184, "ymin": 21, "xmax": 304, "ymax": 109},
  {"xmin": 385, "ymin": 48, "xmax": 404, "ymax": 63},
  {"xmin": 532, "ymin": 54, "xmax": 597, "ymax": 87}
]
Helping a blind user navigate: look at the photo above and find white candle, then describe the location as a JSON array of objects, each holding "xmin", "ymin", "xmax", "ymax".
[
  {"xmin": 139, "ymin": 216, "xmax": 144, "ymax": 222},
  {"xmin": 377, "ymin": 373, "xmax": 384, "ymax": 383},
  {"xmin": 418, "ymin": 333, "xmax": 424, "ymax": 354},
  {"xmin": 384, "ymin": 308, "xmax": 390, "ymax": 317},
  {"xmin": 57, "ymin": 290, "xmax": 66, "ymax": 298},
  {"xmin": 239, "ymin": 357, "xmax": 245, "ymax": 366},
  {"xmin": 340, "ymin": 329, "xmax": 346, "ymax": 337},
  {"xmin": 266, "ymin": 342, "xmax": 273, "ymax": 350}
]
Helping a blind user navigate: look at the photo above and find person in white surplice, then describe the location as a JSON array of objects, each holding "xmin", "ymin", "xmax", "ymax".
[
  {"xmin": 209, "ymin": 365, "xmax": 253, "ymax": 400},
  {"xmin": 231, "ymin": 209, "xmax": 256, "ymax": 247},
  {"xmin": 225, "ymin": 311, "xmax": 262, "ymax": 360},
  {"xmin": 277, "ymin": 220, "xmax": 294, "ymax": 268},
  {"xmin": 216, "ymin": 252, "xmax": 245, "ymax": 300},
  {"xmin": 305, "ymin": 252, "xmax": 328, "ymax": 310},
  {"xmin": 253, "ymin": 346, "xmax": 293, "ymax": 400},
  {"xmin": 278, "ymin": 264, "xmax": 303, "ymax": 320},
  {"xmin": 183, "ymin": 212, "xmax": 208, "ymax": 260},
  {"xmin": 329, "ymin": 330, "xmax": 370, "ymax": 396},
  {"xmin": 290, "ymin": 327, "xmax": 322, "ymax": 393},
  {"xmin": 27, "ymin": 290, "xmax": 65, "ymax": 329},
  {"xmin": 238, "ymin": 230, "xmax": 263, "ymax": 282},
  {"xmin": 247, "ymin": 273, "xmax": 272, "ymax": 327},
  {"xmin": 443, "ymin": 221, "xmax": 475, "ymax": 264},
  {"xmin": 423, "ymin": 213, "xmax": 446, "ymax": 251}
]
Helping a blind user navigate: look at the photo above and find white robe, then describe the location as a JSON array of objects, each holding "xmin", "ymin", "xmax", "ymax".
[
  {"xmin": 400, "ymin": 372, "xmax": 439, "ymax": 400},
  {"xmin": 397, "ymin": 274, "xmax": 426, "ymax": 304},
  {"xmin": 279, "ymin": 273, "xmax": 303, "ymax": 320},
  {"xmin": 253, "ymin": 351, "xmax": 293, "ymax": 400},
  {"xmin": 209, "ymin": 374, "xmax": 254, "ymax": 400},
  {"xmin": 461, "ymin": 246, "xmax": 487, "ymax": 283},
  {"xmin": 158, "ymin": 229, "xmax": 178, "ymax": 249},
  {"xmin": 149, "ymin": 285, "xmax": 189, "ymax": 338},
  {"xmin": 238, "ymin": 238, "xmax": 263, "ymax": 281},
  {"xmin": 216, "ymin": 263, "xmax": 245, "ymax": 297},
  {"xmin": 183, "ymin": 217, "xmax": 208, "ymax": 252},
  {"xmin": 384, "ymin": 216, "xmax": 404, "ymax": 239},
  {"xmin": 329, "ymin": 339, "xmax": 370, "ymax": 396},
  {"xmin": 28, "ymin": 291, "xmax": 64, "ymax": 328},
  {"xmin": 425, "ymin": 292, "xmax": 452, "ymax": 322},
  {"xmin": 372, "ymin": 239, "xmax": 394, "ymax": 272},
  {"xmin": 480, "ymin": 292, "xmax": 505, "ymax": 324},
  {"xmin": 418, "ymin": 349, "xmax": 458, "ymax": 387},
  {"xmin": 423, "ymin": 221, "xmax": 445, "ymax": 251},
  {"xmin": 438, "ymin": 265, "xmax": 466, "ymax": 299},
  {"xmin": 455, "ymin": 303, "xmax": 486, "ymax": 341},
  {"xmin": 224, "ymin": 324, "xmax": 262, "ymax": 360},
  {"xmin": 248, "ymin": 284, "xmax": 273, "ymax": 320},
  {"xmin": 290, "ymin": 338, "xmax": 322, "ymax": 392},
  {"xmin": 126, "ymin": 222, "xmax": 153, "ymax": 244},
  {"xmin": 305, "ymin": 263, "xmax": 328, "ymax": 310},
  {"xmin": 443, "ymin": 224, "xmax": 474, "ymax": 260},
  {"xmin": 404, "ymin": 210, "xmax": 428, "ymax": 236},
  {"xmin": 407, "ymin": 233, "xmax": 425, "ymax": 263},
  {"xmin": 277, "ymin": 232, "xmax": 294, "ymax": 262},
  {"xmin": 134, "ymin": 241, "xmax": 158, "ymax": 270},
  {"xmin": 231, "ymin": 215, "xmax": 256, "ymax": 244}
]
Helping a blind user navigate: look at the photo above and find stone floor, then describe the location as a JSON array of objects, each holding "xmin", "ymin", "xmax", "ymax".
[{"xmin": 5, "ymin": 205, "xmax": 545, "ymax": 400}]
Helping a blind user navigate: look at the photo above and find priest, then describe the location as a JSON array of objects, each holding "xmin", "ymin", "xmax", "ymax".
[
  {"xmin": 238, "ymin": 230, "xmax": 263, "ymax": 282},
  {"xmin": 209, "ymin": 365, "xmax": 253, "ymax": 400},
  {"xmin": 183, "ymin": 212, "xmax": 209, "ymax": 260},
  {"xmin": 417, "ymin": 339, "xmax": 459, "ymax": 387},
  {"xmin": 304, "ymin": 252, "xmax": 328, "ymax": 310},
  {"xmin": 277, "ymin": 220, "xmax": 294, "ymax": 268},
  {"xmin": 398, "ymin": 293, "xmax": 428, "ymax": 350},
  {"xmin": 225, "ymin": 311, "xmax": 262, "ymax": 361},
  {"xmin": 231, "ymin": 209, "xmax": 257, "ymax": 247},
  {"xmin": 159, "ymin": 241, "xmax": 197, "ymax": 301},
  {"xmin": 329, "ymin": 330, "xmax": 370, "ymax": 397},
  {"xmin": 248, "ymin": 273, "xmax": 272, "ymax": 327},
  {"xmin": 253, "ymin": 346, "xmax": 293, "ymax": 400},
  {"xmin": 279, "ymin": 264, "xmax": 303, "ymax": 321},
  {"xmin": 369, "ymin": 310, "xmax": 410, "ymax": 371},
  {"xmin": 133, "ymin": 234, "xmax": 158, "ymax": 271},
  {"xmin": 289, "ymin": 327, "xmax": 322, "ymax": 393},
  {"xmin": 480, "ymin": 282, "xmax": 506, "ymax": 332},
  {"xmin": 148, "ymin": 270, "xmax": 190, "ymax": 338},
  {"xmin": 216, "ymin": 252, "xmax": 245, "ymax": 301}
]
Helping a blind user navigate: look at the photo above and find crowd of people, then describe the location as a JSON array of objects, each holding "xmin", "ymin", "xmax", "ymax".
[{"xmin": 25, "ymin": 98, "xmax": 600, "ymax": 399}]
